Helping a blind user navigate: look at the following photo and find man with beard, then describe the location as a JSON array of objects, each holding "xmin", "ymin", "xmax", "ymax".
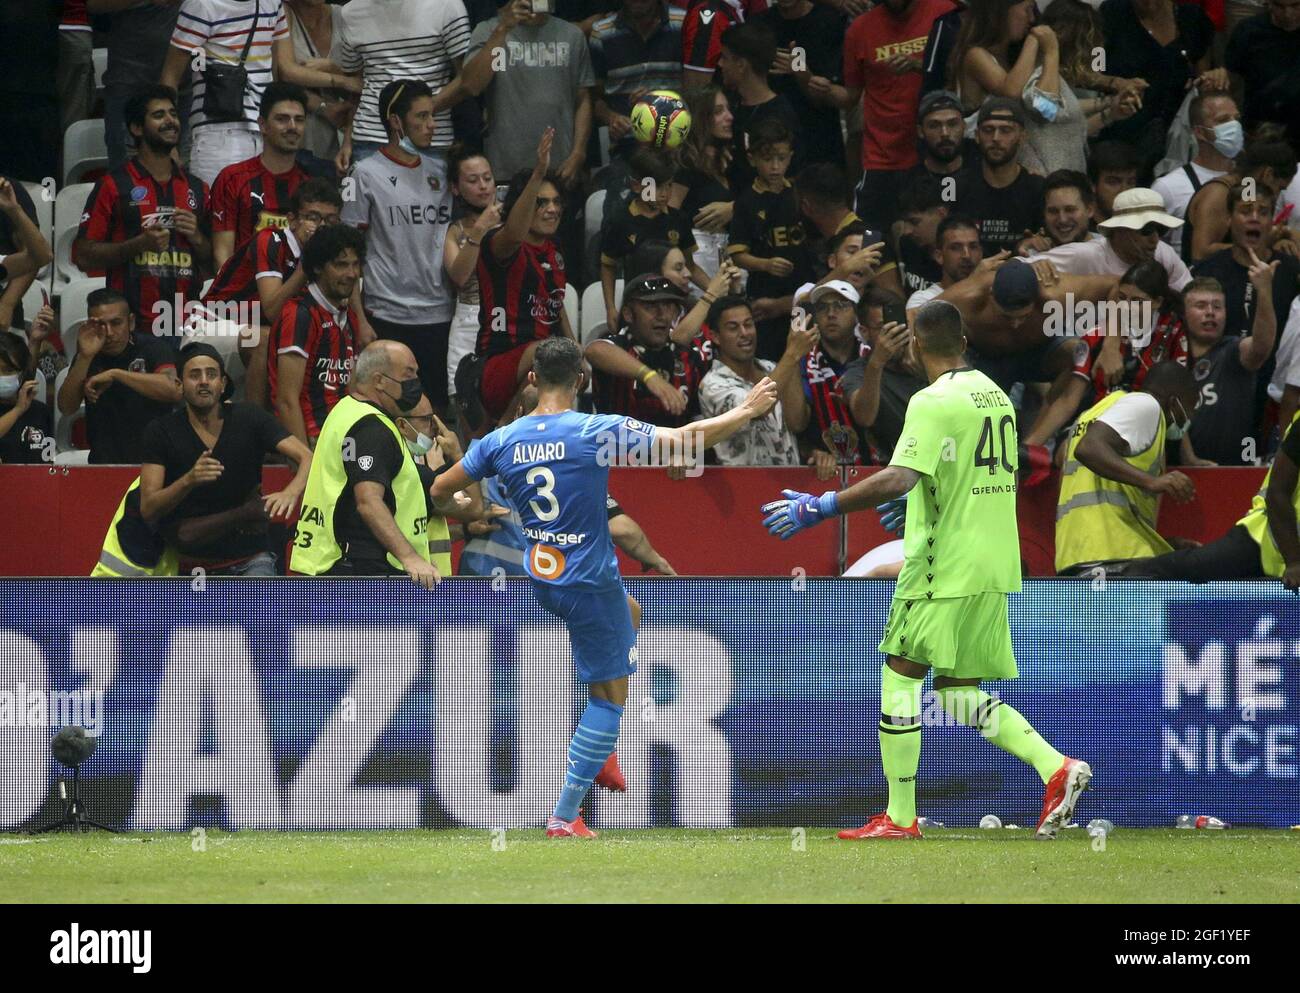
[
  {"xmin": 209, "ymin": 83, "xmax": 311, "ymax": 270},
  {"xmin": 1016, "ymin": 170, "xmax": 1103, "ymax": 256},
  {"xmin": 904, "ymin": 89, "xmax": 970, "ymax": 184},
  {"xmin": 905, "ymin": 214, "xmax": 984, "ymax": 313},
  {"xmin": 138, "ymin": 343, "xmax": 313, "ymax": 575},
  {"xmin": 75, "ymin": 85, "xmax": 212, "ymax": 336},
  {"xmin": 953, "ymin": 98, "xmax": 1044, "ymax": 256}
]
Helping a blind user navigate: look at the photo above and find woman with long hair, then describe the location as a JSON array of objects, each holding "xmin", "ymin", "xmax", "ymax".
[
  {"xmin": 284, "ymin": 0, "xmax": 355, "ymax": 166},
  {"xmin": 949, "ymin": 0, "xmax": 1098, "ymax": 173},
  {"xmin": 443, "ymin": 146, "xmax": 501, "ymax": 403},
  {"xmin": 672, "ymin": 85, "xmax": 736, "ymax": 277},
  {"xmin": 1040, "ymin": 0, "xmax": 1144, "ymax": 137}
]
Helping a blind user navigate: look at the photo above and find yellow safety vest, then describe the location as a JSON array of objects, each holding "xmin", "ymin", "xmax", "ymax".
[
  {"xmin": 290, "ymin": 395, "xmax": 451, "ymax": 575},
  {"xmin": 90, "ymin": 477, "xmax": 180, "ymax": 577},
  {"xmin": 1236, "ymin": 411, "xmax": 1300, "ymax": 578},
  {"xmin": 1056, "ymin": 390, "xmax": 1170, "ymax": 573}
]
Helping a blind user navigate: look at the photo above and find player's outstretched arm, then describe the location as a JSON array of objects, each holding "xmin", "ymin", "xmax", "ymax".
[
  {"xmin": 760, "ymin": 466, "xmax": 921, "ymax": 540},
  {"xmin": 652, "ymin": 377, "xmax": 779, "ymax": 455},
  {"xmin": 430, "ymin": 460, "xmax": 474, "ymax": 504}
]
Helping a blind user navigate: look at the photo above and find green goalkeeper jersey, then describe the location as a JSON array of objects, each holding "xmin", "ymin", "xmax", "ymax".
[{"xmin": 888, "ymin": 368, "xmax": 1022, "ymax": 599}]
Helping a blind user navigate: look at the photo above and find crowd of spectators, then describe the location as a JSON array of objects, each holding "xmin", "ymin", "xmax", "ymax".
[{"xmin": 2, "ymin": 0, "xmax": 1300, "ymax": 576}]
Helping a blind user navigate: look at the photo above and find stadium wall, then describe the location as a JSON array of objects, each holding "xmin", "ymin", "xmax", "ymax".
[
  {"xmin": 0, "ymin": 465, "xmax": 1267, "ymax": 577},
  {"xmin": 1, "ymin": 578, "xmax": 1296, "ymax": 831}
]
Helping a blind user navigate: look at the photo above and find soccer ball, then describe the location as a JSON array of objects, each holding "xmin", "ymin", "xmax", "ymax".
[{"xmin": 630, "ymin": 90, "xmax": 692, "ymax": 149}]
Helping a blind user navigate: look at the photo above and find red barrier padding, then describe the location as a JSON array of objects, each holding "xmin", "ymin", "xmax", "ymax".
[{"xmin": 0, "ymin": 464, "xmax": 1268, "ymax": 577}]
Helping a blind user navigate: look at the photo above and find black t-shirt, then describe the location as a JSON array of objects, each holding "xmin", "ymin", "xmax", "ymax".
[
  {"xmin": 0, "ymin": 399, "xmax": 51, "ymax": 464},
  {"xmin": 334, "ymin": 407, "xmax": 409, "ymax": 564},
  {"xmin": 727, "ymin": 180, "xmax": 814, "ymax": 301},
  {"xmin": 956, "ymin": 168, "xmax": 1045, "ymax": 256},
  {"xmin": 1224, "ymin": 14, "xmax": 1300, "ymax": 147},
  {"xmin": 599, "ymin": 201, "xmax": 698, "ymax": 268},
  {"xmin": 897, "ymin": 235, "xmax": 942, "ymax": 298},
  {"xmin": 675, "ymin": 164, "xmax": 733, "ymax": 225},
  {"xmin": 84, "ymin": 334, "xmax": 178, "ymax": 465},
  {"xmin": 752, "ymin": 5, "xmax": 846, "ymax": 166},
  {"xmin": 838, "ymin": 358, "xmax": 927, "ymax": 462},
  {"xmin": 1098, "ymin": 0, "xmax": 1214, "ymax": 144},
  {"xmin": 1191, "ymin": 250, "xmax": 1300, "ymax": 341},
  {"xmin": 728, "ymin": 93, "xmax": 803, "ymax": 190},
  {"xmin": 902, "ymin": 151, "xmax": 974, "ymax": 189},
  {"xmin": 1187, "ymin": 337, "xmax": 1259, "ymax": 466},
  {"xmin": 139, "ymin": 402, "xmax": 289, "ymax": 560}
]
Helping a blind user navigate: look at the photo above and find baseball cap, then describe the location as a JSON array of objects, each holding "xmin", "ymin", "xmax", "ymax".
[
  {"xmin": 977, "ymin": 96, "xmax": 1026, "ymax": 127},
  {"xmin": 810, "ymin": 280, "xmax": 862, "ymax": 306},
  {"xmin": 919, "ymin": 90, "xmax": 963, "ymax": 121},
  {"xmin": 622, "ymin": 274, "xmax": 688, "ymax": 304},
  {"xmin": 1098, "ymin": 188, "xmax": 1184, "ymax": 230},
  {"xmin": 991, "ymin": 260, "xmax": 1040, "ymax": 311}
]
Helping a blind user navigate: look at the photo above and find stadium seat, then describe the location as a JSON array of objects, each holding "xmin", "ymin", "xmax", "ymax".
[
  {"xmin": 63, "ymin": 119, "xmax": 109, "ymax": 187},
  {"xmin": 20, "ymin": 181, "xmax": 54, "ymax": 282},
  {"xmin": 584, "ymin": 190, "xmax": 605, "ymax": 263},
  {"xmin": 20, "ymin": 279, "xmax": 46, "ymax": 332},
  {"xmin": 579, "ymin": 279, "xmax": 621, "ymax": 345},
  {"xmin": 54, "ymin": 449, "xmax": 90, "ymax": 466},
  {"xmin": 201, "ymin": 278, "xmax": 213, "ymax": 298},
  {"xmin": 563, "ymin": 283, "xmax": 578, "ymax": 337},
  {"xmin": 58, "ymin": 277, "xmax": 107, "ymax": 364},
  {"xmin": 52, "ymin": 366, "xmax": 85, "ymax": 454},
  {"xmin": 52, "ymin": 183, "xmax": 96, "ymax": 291},
  {"xmin": 33, "ymin": 368, "xmax": 46, "ymax": 404}
]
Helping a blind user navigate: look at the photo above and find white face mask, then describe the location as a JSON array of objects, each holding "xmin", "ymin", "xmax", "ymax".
[
  {"xmin": 1206, "ymin": 120, "xmax": 1244, "ymax": 159},
  {"xmin": 0, "ymin": 374, "xmax": 19, "ymax": 402},
  {"xmin": 405, "ymin": 430, "xmax": 434, "ymax": 456},
  {"xmin": 1166, "ymin": 397, "xmax": 1192, "ymax": 441}
]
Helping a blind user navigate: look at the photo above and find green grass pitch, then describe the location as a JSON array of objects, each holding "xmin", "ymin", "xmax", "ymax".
[{"xmin": 4, "ymin": 829, "xmax": 1299, "ymax": 903}]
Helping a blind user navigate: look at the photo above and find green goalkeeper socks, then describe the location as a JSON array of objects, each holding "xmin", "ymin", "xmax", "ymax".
[
  {"xmin": 879, "ymin": 665, "xmax": 924, "ymax": 828},
  {"xmin": 937, "ymin": 686, "xmax": 1064, "ymax": 784}
]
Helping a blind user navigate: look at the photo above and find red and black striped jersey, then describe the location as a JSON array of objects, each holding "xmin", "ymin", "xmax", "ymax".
[
  {"xmin": 682, "ymin": 0, "xmax": 743, "ymax": 74},
  {"xmin": 269, "ymin": 284, "xmax": 357, "ymax": 442},
  {"xmin": 801, "ymin": 339, "xmax": 874, "ymax": 465},
  {"xmin": 591, "ymin": 326, "xmax": 713, "ymax": 427},
  {"xmin": 210, "ymin": 154, "xmax": 307, "ymax": 249},
  {"xmin": 76, "ymin": 158, "xmax": 210, "ymax": 330},
  {"xmin": 203, "ymin": 226, "xmax": 301, "ymax": 305},
  {"xmin": 474, "ymin": 229, "xmax": 567, "ymax": 358}
]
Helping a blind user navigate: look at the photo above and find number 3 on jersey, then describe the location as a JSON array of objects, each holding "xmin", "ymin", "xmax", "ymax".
[{"xmin": 526, "ymin": 466, "xmax": 560, "ymax": 521}]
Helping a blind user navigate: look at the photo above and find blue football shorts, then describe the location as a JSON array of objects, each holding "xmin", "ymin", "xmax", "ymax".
[{"xmin": 531, "ymin": 580, "xmax": 638, "ymax": 685}]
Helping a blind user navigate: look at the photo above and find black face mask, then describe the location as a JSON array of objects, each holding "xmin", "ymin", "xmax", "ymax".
[{"xmin": 383, "ymin": 373, "xmax": 422, "ymax": 412}]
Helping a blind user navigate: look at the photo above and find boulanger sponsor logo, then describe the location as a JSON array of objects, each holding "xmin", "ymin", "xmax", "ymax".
[{"xmin": 1044, "ymin": 293, "xmax": 1155, "ymax": 348}]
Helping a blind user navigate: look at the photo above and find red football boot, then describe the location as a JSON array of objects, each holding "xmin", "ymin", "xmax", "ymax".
[
  {"xmin": 546, "ymin": 814, "xmax": 598, "ymax": 838},
  {"xmin": 837, "ymin": 813, "xmax": 923, "ymax": 840},
  {"xmin": 593, "ymin": 751, "xmax": 627, "ymax": 792},
  {"xmin": 1036, "ymin": 758, "xmax": 1093, "ymax": 839}
]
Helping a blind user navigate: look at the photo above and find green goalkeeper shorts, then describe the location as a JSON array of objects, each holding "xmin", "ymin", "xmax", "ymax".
[{"xmin": 877, "ymin": 591, "xmax": 1018, "ymax": 681}]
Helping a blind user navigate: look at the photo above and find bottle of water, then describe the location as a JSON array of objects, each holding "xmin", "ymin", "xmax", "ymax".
[
  {"xmin": 1087, "ymin": 818, "xmax": 1114, "ymax": 834},
  {"xmin": 1177, "ymin": 815, "xmax": 1228, "ymax": 829}
]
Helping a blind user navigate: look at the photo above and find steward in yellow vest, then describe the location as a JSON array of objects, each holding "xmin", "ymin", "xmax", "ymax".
[
  {"xmin": 91, "ymin": 477, "xmax": 180, "ymax": 577},
  {"xmin": 290, "ymin": 342, "xmax": 481, "ymax": 586},
  {"xmin": 1130, "ymin": 411, "xmax": 1300, "ymax": 585},
  {"xmin": 1055, "ymin": 362, "xmax": 1201, "ymax": 574}
]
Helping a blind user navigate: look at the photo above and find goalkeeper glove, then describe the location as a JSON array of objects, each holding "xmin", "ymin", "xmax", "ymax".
[
  {"xmin": 875, "ymin": 498, "xmax": 906, "ymax": 537},
  {"xmin": 760, "ymin": 489, "xmax": 840, "ymax": 540}
]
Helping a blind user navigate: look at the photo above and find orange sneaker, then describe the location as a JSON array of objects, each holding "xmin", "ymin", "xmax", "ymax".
[
  {"xmin": 593, "ymin": 751, "xmax": 627, "ymax": 792},
  {"xmin": 1036, "ymin": 758, "xmax": 1093, "ymax": 839},
  {"xmin": 837, "ymin": 813, "xmax": 923, "ymax": 840},
  {"xmin": 546, "ymin": 814, "xmax": 598, "ymax": 838}
]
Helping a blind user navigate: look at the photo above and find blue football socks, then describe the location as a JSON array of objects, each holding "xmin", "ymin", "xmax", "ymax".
[{"xmin": 553, "ymin": 697, "xmax": 623, "ymax": 822}]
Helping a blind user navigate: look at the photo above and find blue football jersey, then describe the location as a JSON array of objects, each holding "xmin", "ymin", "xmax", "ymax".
[{"xmin": 460, "ymin": 411, "xmax": 658, "ymax": 590}]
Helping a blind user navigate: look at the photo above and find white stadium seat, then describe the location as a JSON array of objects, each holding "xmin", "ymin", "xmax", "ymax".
[
  {"xmin": 580, "ymin": 279, "xmax": 622, "ymax": 345},
  {"xmin": 52, "ymin": 366, "xmax": 86, "ymax": 455},
  {"xmin": 563, "ymin": 283, "xmax": 578, "ymax": 337},
  {"xmin": 52, "ymin": 183, "xmax": 95, "ymax": 291},
  {"xmin": 63, "ymin": 119, "xmax": 109, "ymax": 187},
  {"xmin": 58, "ymin": 277, "xmax": 107, "ymax": 364},
  {"xmin": 93, "ymin": 48, "xmax": 108, "ymax": 95},
  {"xmin": 20, "ymin": 181, "xmax": 54, "ymax": 283},
  {"xmin": 584, "ymin": 190, "xmax": 605, "ymax": 263}
]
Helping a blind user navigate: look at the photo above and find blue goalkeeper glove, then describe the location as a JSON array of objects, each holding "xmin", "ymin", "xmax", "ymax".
[
  {"xmin": 760, "ymin": 489, "xmax": 840, "ymax": 540},
  {"xmin": 875, "ymin": 498, "xmax": 906, "ymax": 537}
]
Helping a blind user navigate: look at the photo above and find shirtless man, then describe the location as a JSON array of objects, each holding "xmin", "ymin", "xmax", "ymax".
[{"xmin": 935, "ymin": 257, "xmax": 1121, "ymax": 393}]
